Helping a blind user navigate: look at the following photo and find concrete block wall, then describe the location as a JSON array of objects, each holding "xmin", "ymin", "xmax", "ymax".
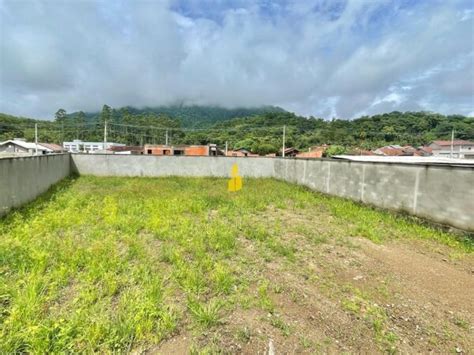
[
  {"xmin": 1, "ymin": 154, "xmax": 472, "ymax": 232},
  {"xmin": 275, "ymin": 158, "xmax": 474, "ymax": 231},
  {"xmin": 0, "ymin": 154, "xmax": 71, "ymax": 216},
  {"xmin": 70, "ymin": 154, "xmax": 275, "ymax": 178},
  {"xmin": 71, "ymin": 154, "xmax": 474, "ymax": 231}
]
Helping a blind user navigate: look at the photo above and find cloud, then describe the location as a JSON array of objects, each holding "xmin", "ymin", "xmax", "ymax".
[{"xmin": 0, "ymin": 0, "xmax": 473, "ymax": 119}]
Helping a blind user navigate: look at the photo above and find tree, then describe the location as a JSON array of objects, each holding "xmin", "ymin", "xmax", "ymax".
[
  {"xmin": 55, "ymin": 108, "xmax": 67, "ymax": 122},
  {"xmin": 324, "ymin": 145, "xmax": 347, "ymax": 157},
  {"xmin": 100, "ymin": 104, "xmax": 111, "ymax": 125},
  {"xmin": 55, "ymin": 108, "xmax": 67, "ymax": 142},
  {"xmin": 77, "ymin": 111, "xmax": 86, "ymax": 139}
]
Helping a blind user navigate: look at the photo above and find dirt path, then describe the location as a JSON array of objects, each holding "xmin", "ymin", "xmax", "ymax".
[{"xmin": 356, "ymin": 238, "xmax": 474, "ymax": 314}]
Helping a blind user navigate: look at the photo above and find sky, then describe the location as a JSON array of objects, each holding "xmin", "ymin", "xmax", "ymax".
[{"xmin": 0, "ymin": 0, "xmax": 473, "ymax": 120}]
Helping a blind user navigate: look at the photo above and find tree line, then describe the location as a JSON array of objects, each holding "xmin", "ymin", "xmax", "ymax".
[{"xmin": 1, "ymin": 106, "xmax": 473, "ymax": 155}]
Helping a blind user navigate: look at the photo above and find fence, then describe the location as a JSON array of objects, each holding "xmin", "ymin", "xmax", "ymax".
[
  {"xmin": 0, "ymin": 154, "xmax": 71, "ymax": 215},
  {"xmin": 1, "ymin": 154, "xmax": 473, "ymax": 232}
]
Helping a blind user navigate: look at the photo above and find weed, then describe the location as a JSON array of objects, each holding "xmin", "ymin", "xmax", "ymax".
[
  {"xmin": 453, "ymin": 316, "xmax": 469, "ymax": 330},
  {"xmin": 235, "ymin": 326, "xmax": 251, "ymax": 343},
  {"xmin": 257, "ymin": 281, "xmax": 274, "ymax": 313},
  {"xmin": 211, "ymin": 263, "xmax": 235, "ymax": 295},
  {"xmin": 342, "ymin": 288, "xmax": 398, "ymax": 352},
  {"xmin": 187, "ymin": 298, "xmax": 223, "ymax": 328},
  {"xmin": 269, "ymin": 316, "xmax": 291, "ymax": 336},
  {"xmin": 266, "ymin": 238, "xmax": 296, "ymax": 262}
]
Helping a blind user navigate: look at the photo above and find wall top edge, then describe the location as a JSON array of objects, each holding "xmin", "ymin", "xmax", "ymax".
[
  {"xmin": 71, "ymin": 153, "xmax": 474, "ymax": 169},
  {"xmin": 0, "ymin": 153, "xmax": 69, "ymax": 162}
]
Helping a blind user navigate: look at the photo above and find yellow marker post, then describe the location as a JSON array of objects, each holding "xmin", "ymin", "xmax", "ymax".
[{"xmin": 228, "ymin": 163, "xmax": 242, "ymax": 192}]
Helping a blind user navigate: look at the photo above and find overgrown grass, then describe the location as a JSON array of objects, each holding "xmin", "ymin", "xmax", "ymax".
[{"xmin": 0, "ymin": 176, "xmax": 471, "ymax": 352}]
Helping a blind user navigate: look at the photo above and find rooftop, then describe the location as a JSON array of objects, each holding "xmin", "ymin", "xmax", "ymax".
[
  {"xmin": 431, "ymin": 140, "xmax": 474, "ymax": 146},
  {"xmin": 333, "ymin": 155, "xmax": 474, "ymax": 166},
  {"xmin": 0, "ymin": 139, "xmax": 51, "ymax": 151}
]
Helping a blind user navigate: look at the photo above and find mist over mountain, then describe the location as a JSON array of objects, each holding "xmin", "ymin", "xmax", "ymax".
[{"xmin": 70, "ymin": 105, "xmax": 286, "ymax": 128}]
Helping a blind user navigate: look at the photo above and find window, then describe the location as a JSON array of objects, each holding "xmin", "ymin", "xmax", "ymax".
[{"xmin": 147, "ymin": 149, "xmax": 152, "ymax": 154}]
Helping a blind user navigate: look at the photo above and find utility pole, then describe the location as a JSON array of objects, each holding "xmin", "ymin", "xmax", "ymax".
[
  {"xmin": 104, "ymin": 120, "xmax": 107, "ymax": 150},
  {"xmin": 165, "ymin": 129, "xmax": 169, "ymax": 146},
  {"xmin": 450, "ymin": 128, "xmax": 454, "ymax": 158},
  {"xmin": 282, "ymin": 125, "xmax": 286, "ymax": 158},
  {"xmin": 35, "ymin": 123, "xmax": 38, "ymax": 155},
  {"xmin": 225, "ymin": 141, "xmax": 228, "ymax": 156}
]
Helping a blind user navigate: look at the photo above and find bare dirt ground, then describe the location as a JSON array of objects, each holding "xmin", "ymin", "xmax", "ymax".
[{"xmin": 153, "ymin": 211, "xmax": 474, "ymax": 354}]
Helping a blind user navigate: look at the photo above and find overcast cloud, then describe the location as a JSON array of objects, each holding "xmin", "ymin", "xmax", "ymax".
[{"xmin": 0, "ymin": 0, "xmax": 473, "ymax": 119}]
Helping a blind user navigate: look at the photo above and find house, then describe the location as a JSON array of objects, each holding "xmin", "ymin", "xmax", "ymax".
[
  {"xmin": 346, "ymin": 148, "xmax": 374, "ymax": 156},
  {"xmin": 39, "ymin": 142, "xmax": 64, "ymax": 153},
  {"xmin": 0, "ymin": 139, "xmax": 51, "ymax": 155},
  {"xmin": 296, "ymin": 145, "xmax": 327, "ymax": 159},
  {"xmin": 277, "ymin": 147, "xmax": 299, "ymax": 157},
  {"xmin": 226, "ymin": 148, "xmax": 259, "ymax": 157},
  {"xmin": 144, "ymin": 144, "xmax": 224, "ymax": 156},
  {"xmin": 143, "ymin": 145, "xmax": 173, "ymax": 155},
  {"xmin": 373, "ymin": 145, "xmax": 417, "ymax": 156},
  {"xmin": 416, "ymin": 146, "xmax": 433, "ymax": 157},
  {"xmin": 428, "ymin": 140, "xmax": 474, "ymax": 159},
  {"xmin": 109, "ymin": 146, "xmax": 144, "ymax": 155},
  {"xmin": 63, "ymin": 140, "xmax": 82, "ymax": 152},
  {"xmin": 63, "ymin": 140, "xmax": 125, "ymax": 153}
]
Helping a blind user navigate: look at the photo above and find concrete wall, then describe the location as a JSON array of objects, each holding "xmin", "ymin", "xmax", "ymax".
[
  {"xmin": 71, "ymin": 154, "xmax": 474, "ymax": 231},
  {"xmin": 0, "ymin": 154, "xmax": 70, "ymax": 215},
  {"xmin": 275, "ymin": 158, "xmax": 474, "ymax": 232},
  {"xmin": 2, "ymin": 154, "xmax": 471, "ymax": 231},
  {"xmin": 71, "ymin": 154, "xmax": 275, "ymax": 178}
]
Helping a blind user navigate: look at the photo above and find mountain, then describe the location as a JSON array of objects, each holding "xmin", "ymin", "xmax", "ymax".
[
  {"xmin": 187, "ymin": 111, "xmax": 474, "ymax": 154},
  {"xmin": 1, "ymin": 109, "xmax": 472, "ymax": 155},
  {"xmin": 71, "ymin": 105, "xmax": 286, "ymax": 128}
]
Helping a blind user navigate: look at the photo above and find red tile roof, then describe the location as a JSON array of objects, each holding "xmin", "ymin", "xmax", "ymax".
[
  {"xmin": 296, "ymin": 150, "xmax": 323, "ymax": 158},
  {"xmin": 431, "ymin": 140, "xmax": 474, "ymax": 146},
  {"xmin": 39, "ymin": 142, "xmax": 64, "ymax": 151}
]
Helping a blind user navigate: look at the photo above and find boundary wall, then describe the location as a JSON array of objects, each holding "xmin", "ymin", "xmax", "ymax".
[
  {"xmin": 0, "ymin": 154, "xmax": 71, "ymax": 216},
  {"xmin": 1, "ymin": 154, "xmax": 472, "ymax": 232},
  {"xmin": 71, "ymin": 154, "xmax": 474, "ymax": 232}
]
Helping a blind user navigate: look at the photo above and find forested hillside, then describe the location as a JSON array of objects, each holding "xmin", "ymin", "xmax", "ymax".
[
  {"xmin": 1, "ymin": 107, "xmax": 473, "ymax": 155},
  {"xmin": 67, "ymin": 105, "xmax": 285, "ymax": 128}
]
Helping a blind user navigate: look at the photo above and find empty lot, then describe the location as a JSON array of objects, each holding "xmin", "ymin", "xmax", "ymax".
[{"xmin": 0, "ymin": 176, "xmax": 472, "ymax": 353}]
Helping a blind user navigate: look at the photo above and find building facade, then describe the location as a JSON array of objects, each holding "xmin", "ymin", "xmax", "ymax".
[
  {"xmin": 0, "ymin": 139, "xmax": 51, "ymax": 155},
  {"xmin": 428, "ymin": 140, "xmax": 474, "ymax": 159},
  {"xmin": 144, "ymin": 144, "xmax": 223, "ymax": 156},
  {"xmin": 63, "ymin": 140, "xmax": 125, "ymax": 153}
]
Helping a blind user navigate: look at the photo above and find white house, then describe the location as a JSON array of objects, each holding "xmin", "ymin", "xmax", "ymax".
[
  {"xmin": 63, "ymin": 140, "xmax": 125, "ymax": 153},
  {"xmin": 0, "ymin": 139, "xmax": 52, "ymax": 155},
  {"xmin": 428, "ymin": 140, "xmax": 474, "ymax": 159}
]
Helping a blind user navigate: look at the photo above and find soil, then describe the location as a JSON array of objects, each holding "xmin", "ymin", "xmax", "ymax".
[{"xmin": 151, "ymin": 214, "xmax": 473, "ymax": 354}]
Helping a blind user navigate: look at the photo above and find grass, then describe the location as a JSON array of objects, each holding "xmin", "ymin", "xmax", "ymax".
[
  {"xmin": 187, "ymin": 298, "xmax": 223, "ymax": 328},
  {"xmin": 0, "ymin": 176, "xmax": 472, "ymax": 353}
]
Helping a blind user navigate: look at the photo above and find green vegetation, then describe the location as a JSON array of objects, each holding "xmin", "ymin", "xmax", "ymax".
[
  {"xmin": 1, "ymin": 107, "xmax": 473, "ymax": 154},
  {"xmin": 0, "ymin": 177, "xmax": 472, "ymax": 352}
]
